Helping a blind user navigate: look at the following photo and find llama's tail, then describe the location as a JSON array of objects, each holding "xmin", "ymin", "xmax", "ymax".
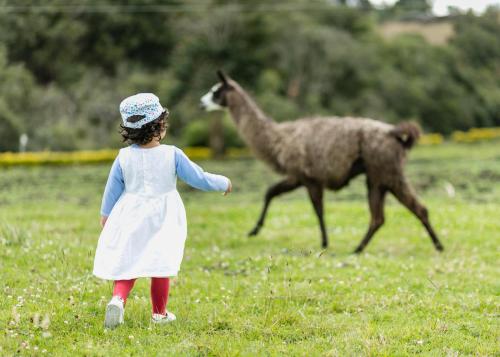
[{"xmin": 390, "ymin": 121, "xmax": 421, "ymax": 149}]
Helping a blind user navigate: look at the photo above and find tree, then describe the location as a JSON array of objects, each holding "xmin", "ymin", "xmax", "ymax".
[
  {"xmin": 0, "ymin": 46, "xmax": 36, "ymax": 151},
  {"xmin": 393, "ymin": 0, "xmax": 431, "ymax": 14}
]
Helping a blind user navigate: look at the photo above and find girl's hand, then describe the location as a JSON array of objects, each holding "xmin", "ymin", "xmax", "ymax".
[
  {"xmin": 223, "ymin": 179, "xmax": 232, "ymax": 196},
  {"xmin": 100, "ymin": 216, "xmax": 108, "ymax": 227}
]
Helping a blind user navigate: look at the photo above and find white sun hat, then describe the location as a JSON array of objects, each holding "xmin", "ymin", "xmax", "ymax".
[{"xmin": 119, "ymin": 93, "xmax": 167, "ymax": 129}]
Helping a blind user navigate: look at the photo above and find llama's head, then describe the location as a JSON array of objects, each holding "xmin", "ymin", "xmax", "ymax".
[{"xmin": 200, "ymin": 70, "xmax": 233, "ymax": 111}]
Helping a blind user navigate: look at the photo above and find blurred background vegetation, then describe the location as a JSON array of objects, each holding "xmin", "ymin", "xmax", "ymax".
[{"xmin": 0, "ymin": 0, "xmax": 499, "ymax": 152}]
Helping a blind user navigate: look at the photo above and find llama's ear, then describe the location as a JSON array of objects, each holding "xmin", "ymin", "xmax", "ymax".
[{"xmin": 217, "ymin": 70, "xmax": 229, "ymax": 85}]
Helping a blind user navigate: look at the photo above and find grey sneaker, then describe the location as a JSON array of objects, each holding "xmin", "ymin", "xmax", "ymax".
[
  {"xmin": 104, "ymin": 296, "xmax": 124, "ymax": 329},
  {"xmin": 151, "ymin": 311, "xmax": 176, "ymax": 324}
]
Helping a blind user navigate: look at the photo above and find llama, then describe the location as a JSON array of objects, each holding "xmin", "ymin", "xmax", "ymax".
[{"xmin": 200, "ymin": 71, "xmax": 444, "ymax": 253}]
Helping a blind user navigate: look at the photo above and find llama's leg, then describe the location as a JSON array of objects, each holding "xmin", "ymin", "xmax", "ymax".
[
  {"xmin": 354, "ymin": 185, "xmax": 387, "ymax": 254},
  {"xmin": 390, "ymin": 179, "xmax": 444, "ymax": 252},
  {"xmin": 305, "ymin": 184, "xmax": 328, "ymax": 249},
  {"xmin": 248, "ymin": 178, "xmax": 301, "ymax": 236}
]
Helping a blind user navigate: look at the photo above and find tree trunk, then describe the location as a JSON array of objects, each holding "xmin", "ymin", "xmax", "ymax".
[{"xmin": 209, "ymin": 112, "xmax": 225, "ymax": 159}]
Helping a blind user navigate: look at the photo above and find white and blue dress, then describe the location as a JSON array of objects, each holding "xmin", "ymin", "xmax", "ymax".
[{"xmin": 93, "ymin": 144, "xmax": 229, "ymax": 280}]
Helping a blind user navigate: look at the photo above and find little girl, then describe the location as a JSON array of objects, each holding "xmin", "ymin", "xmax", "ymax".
[{"xmin": 93, "ymin": 93, "xmax": 231, "ymax": 328}]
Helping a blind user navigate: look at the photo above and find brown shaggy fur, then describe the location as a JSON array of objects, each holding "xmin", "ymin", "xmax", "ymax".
[{"xmin": 207, "ymin": 72, "xmax": 443, "ymax": 253}]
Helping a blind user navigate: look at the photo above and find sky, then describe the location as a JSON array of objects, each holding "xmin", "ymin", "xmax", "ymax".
[{"xmin": 370, "ymin": 0, "xmax": 500, "ymax": 16}]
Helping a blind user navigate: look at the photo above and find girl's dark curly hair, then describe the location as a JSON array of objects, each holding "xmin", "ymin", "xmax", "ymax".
[{"xmin": 120, "ymin": 111, "xmax": 169, "ymax": 145}]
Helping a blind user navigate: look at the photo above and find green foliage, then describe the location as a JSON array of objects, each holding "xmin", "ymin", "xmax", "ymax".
[
  {"xmin": 449, "ymin": 10, "xmax": 500, "ymax": 128},
  {"xmin": 378, "ymin": 0, "xmax": 432, "ymax": 21},
  {"xmin": 0, "ymin": 1, "xmax": 499, "ymax": 151},
  {"xmin": 183, "ymin": 114, "xmax": 244, "ymax": 148},
  {"xmin": 0, "ymin": 46, "xmax": 36, "ymax": 150},
  {"xmin": 0, "ymin": 100, "xmax": 21, "ymax": 151},
  {"xmin": 394, "ymin": 0, "xmax": 432, "ymax": 14}
]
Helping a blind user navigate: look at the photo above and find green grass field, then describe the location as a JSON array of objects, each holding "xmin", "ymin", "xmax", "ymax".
[{"xmin": 1, "ymin": 143, "xmax": 499, "ymax": 356}]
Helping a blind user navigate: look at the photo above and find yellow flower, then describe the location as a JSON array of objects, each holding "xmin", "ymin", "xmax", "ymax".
[
  {"xmin": 0, "ymin": 147, "xmax": 252, "ymax": 166},
  {"xmin": 420, "ymin": 133, "xmax": 444, "ymax": 145}
]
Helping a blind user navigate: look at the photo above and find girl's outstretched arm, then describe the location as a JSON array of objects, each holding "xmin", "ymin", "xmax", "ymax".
[
  {"xmin": 174, "ymin": 147, "xmax": 231, "ymax": 193},
  {"xmin": 100, "ymin": 157, "xmax": 125, "ymax": 220}
]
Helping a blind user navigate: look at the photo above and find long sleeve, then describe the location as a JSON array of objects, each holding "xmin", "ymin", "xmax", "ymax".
[
  {"xmin": 100, "ymin": 157, "xmax": 125, "ymax": 216},
  {"xmin": 174, "ymin": 147, "xmax": 229, "ymax": 192}
]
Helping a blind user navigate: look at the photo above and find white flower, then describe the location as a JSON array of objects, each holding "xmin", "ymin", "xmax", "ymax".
[
  {"xmin": 32, "ymin": 313, "xmax": 40, "ymax": 327},
  {"xmin": 11, "ymin": 307, "xmax": 20, "ymax": 324},
  {"xmin": 41, "ymin": 315, "xmax": 50, "ymax": 330}
]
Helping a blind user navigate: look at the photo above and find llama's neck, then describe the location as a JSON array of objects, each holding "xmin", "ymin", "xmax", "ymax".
[{"xmin": 226, "ymin": 86, "xmax": 283, "ymax": 164}]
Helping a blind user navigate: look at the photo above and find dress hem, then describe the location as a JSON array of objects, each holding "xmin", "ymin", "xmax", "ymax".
[{"xmin": 93, "ymin": 270, "xmax": 179, "ymax": 280}]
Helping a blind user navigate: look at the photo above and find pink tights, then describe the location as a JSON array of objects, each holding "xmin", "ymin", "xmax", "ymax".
[{"xmin": 113, "ymin": 277, "xmax": 170, "ymax": 315}]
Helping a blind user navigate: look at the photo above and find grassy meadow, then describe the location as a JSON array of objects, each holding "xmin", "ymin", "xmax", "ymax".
[{"xmin": 1, "ymin": 142, "xmax": 499, "ymax": 356}]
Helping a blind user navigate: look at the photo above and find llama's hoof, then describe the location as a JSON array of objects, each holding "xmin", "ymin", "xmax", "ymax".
[
  {"xmin": 317, "ymin": 249, "xmax": 329, "ymax": 258},
  {"xmin": 435, "ymin": 244, "xmax": 444, "ymax": 252},
  {"xmin": 248, "ymin": 227, "xmax": 260, "ymax": 237},
  {"xmin": 353, "ymin": 247, "xmax": 364, "ymax": 254}
]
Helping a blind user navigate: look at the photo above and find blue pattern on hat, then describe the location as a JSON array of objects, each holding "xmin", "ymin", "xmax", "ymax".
[{"xmin": 120, "ymin": 93, "xmax": 165, "ymax": 129}]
